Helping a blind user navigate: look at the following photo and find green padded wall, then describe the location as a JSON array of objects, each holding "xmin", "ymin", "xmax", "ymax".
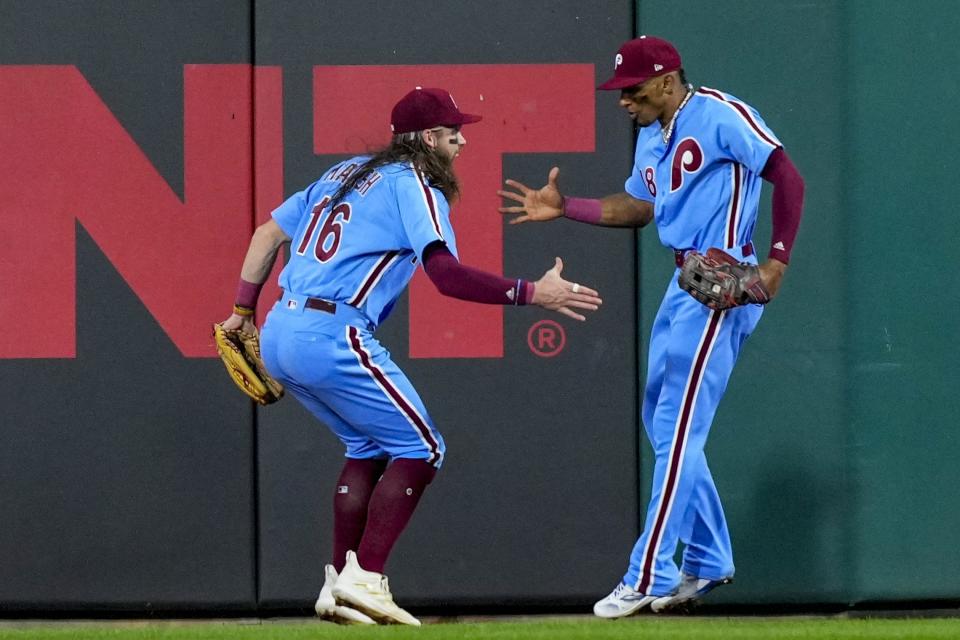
[
  {"xmin": 846, "ymin": 0, "xmax": 960, "ymax": 602},
  {"xmin": 635, "ymin": 0, "xmax": 960, "ymax": 605}
]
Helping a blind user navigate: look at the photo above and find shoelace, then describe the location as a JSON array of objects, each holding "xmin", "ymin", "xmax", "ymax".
[
  {"xmin": 611, "ymin": 583, "xmax": 633, "ymax": 599},
  {"xmin": 366, "ymin": 576, "xmax": 394, "ymax": 603}
]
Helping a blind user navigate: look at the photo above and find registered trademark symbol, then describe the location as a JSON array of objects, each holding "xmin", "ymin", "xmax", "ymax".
[{"xmin": 527, "ymin": 319, "xmax": 566, "ymax": 357}]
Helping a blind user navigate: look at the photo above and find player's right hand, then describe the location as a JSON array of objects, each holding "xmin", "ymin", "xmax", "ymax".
[
  {"xmin": 220, "ymin": 313, "xmax": 257, "ymax": 333},
  {"xmin": 532, "ymin": 257, "xmax": 602, "ymax": 321},
  {"xmin": 498, "ymin": 166, "xmax": 565, "ymax": 224}
]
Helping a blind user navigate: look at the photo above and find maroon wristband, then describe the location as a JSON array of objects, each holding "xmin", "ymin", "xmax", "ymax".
[
  {"xmin": 235, "ymin": 278, "xmax": 263, "ymax": 309},
  {"xmin": 562, "ymin": 196, "xmax": 603, "ymax": 224}
]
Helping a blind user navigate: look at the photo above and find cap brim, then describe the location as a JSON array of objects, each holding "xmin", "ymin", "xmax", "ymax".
[
  {"xmin": 597, "ymin": 75, "xmax": 652, "ymax": 91},
  {"xmin": 454, "ymin": 113, "xmax": 482, "ymax": 126}
]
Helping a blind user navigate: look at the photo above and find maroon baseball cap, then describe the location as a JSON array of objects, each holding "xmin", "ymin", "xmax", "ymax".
[
  {"xmin": 597, "ymin": 36, "xmax": 682, "ymax": 91},
  {"xmin": 390, "ymin": 87, "xmax": 482, "ymax": 134}
]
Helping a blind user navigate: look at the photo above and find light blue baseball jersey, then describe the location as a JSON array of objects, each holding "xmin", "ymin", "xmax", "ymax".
[
  {"xmin": 260, "ymin": 157, "xmax": 456, "ymax": 467},
  {"xmin": 619, "ymin": 87, "xmax": 781, "ymax": 596},
  {"xmin": 625, "ymin": 87, "xmax": 781, "ymax": 256},
  {"xmin": 271, "ymin": 156, "xmax": 459, "ymax": 327}
]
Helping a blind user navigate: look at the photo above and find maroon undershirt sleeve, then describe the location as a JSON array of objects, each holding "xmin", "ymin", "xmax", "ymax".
[
  {"xmin": 422, "ymin": 244, "xmax": 535, "ymax": 305},
  {"xmin": 760, "ymin": 147, "xmax": 805, "ymax": 264}
]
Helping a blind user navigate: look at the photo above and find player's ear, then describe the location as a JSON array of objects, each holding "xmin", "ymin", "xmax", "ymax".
[
  {"xmin": 661, "ymin": 74, "xmax": 675, "ymax": 95},
  {"xmin": 421, "ymin": 129, "xmax": 438, "ymax": 149}
]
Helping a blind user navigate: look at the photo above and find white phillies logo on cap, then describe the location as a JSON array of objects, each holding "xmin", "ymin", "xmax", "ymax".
[
  {"xmin": 654, "ymin": 63, "xmax": 664, "ymax": 71},
  {"xmin": 615, "ymin": 53, "xmax": 623, "ymax": 69}
]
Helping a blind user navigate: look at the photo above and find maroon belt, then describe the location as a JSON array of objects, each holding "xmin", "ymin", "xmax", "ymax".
[
  {"xmin": 305, "ymin": 297, "xmax": 337, "ymax": 314},
  {"xmin": 674, "ymin": 242, "xmax": 754, "ymax": 268}
]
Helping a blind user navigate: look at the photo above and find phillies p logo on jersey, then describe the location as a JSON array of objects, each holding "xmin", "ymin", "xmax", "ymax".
[{"xmin": 670, "ymin": 137, "xmax": 704, "ymax": 192}]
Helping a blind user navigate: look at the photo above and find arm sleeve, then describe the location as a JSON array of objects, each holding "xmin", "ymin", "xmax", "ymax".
[
  {"xmin": 396, "ymin": 171, "xmax": 459, "ymax": 262},
  {"xmin": 422, "ymin": 243, "xmax": 533, "ymax": 305},
  {"xmin": 760, "ymin": 148, "xmax": 805, "ymax": 264}
]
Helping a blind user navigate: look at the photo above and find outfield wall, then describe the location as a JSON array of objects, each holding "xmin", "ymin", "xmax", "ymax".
[
  {"xmin": 0, "ymin": 0, "xmax": 956, "ymax": 613},
  {"xmin": 638, "ymin": 0, "xmax": 960, "ymax": 606}
]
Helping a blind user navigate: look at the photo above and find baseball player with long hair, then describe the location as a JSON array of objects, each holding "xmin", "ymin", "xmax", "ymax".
[
  {"xmin": 499, "ymin": 36, "xmax": 805, "ymax": 616},
  {"xmin": 219, "ymin": 87, "xmax": 601, "ymax": 625}
]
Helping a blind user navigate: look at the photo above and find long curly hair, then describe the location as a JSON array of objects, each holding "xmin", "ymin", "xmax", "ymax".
[{"xmin": 331, "ymin": 132, "xmax": 459, "ymax": 205}]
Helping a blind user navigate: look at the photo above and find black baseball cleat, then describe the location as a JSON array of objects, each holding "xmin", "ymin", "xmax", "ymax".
[{"xmin": 650, "ymin": 573, "xmax": 733, "ymax": 613}]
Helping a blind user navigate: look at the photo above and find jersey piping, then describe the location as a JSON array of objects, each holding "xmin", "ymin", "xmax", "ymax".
[
  {"xmin": 348, "ymin": 250, "xmax": 403, "ymax": 307},
  {"xmin": 724, "ymin": 163, "xmax": 744, "ymax": 249},
  {"xmin": 411, "ymin": 164, "xmax": 444, "ymax": 240},
  {"xmin": 696, "ymin": 87, "xmax": 781, "ymax": 149},
  {"xmin": 636, "ymin": 309, "xmax": 726, "ymax": 594},
  {"xmin": 347, "ymin": 326, "xmax": 443, "ymax": 465}
]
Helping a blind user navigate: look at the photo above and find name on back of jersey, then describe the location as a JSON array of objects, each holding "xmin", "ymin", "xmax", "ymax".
[{"xmin": 322, "ymin": 161, "xmax": 383, "ymax": 197}]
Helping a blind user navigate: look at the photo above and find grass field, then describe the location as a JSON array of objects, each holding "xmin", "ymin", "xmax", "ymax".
[{"xmin": 1, "ymin": 617, "xmax": 959, "ymax": 640}]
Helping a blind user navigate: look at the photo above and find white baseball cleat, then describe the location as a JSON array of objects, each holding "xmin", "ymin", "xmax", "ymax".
[
  {"xmin": 593, "ymin": 581, "xmax": 658, "ymax": 618},
  {"xmin": 331, "ymin": 551, "xmax": 421, "ymax": 626},
  {"xmin": 314, "ymin": 564, "xmax": 376, "ymax": 625},
  {"xmin": 650, "ymin": 573, "xmax": 733, "ymax": 613}
]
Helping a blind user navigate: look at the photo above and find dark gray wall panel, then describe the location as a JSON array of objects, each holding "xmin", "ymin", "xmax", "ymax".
[
  {"xmin": 0, "ymin": 229, "xmax": 256, "ymax": 609},
  {"xmin": 253, "ymin": 0, "xmax": 639, "ymax": 608},
  {"xmin": 0, "ymin": 1, "xmax": 256, "ymax": 610}
]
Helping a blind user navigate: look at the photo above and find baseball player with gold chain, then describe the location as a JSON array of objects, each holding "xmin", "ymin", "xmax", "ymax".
[{"xmin": 499, "ymin": 35, "xmax": 805, "ymax": 615}]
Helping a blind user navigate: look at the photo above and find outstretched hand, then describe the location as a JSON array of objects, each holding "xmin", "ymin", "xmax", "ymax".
[
  {"xmin": 498, "ymin": 166, "xmax": 565, "ymax": 225},
  {"xmin": 532, "ymin": 257, "xmax": 602, "ymax": 321}
]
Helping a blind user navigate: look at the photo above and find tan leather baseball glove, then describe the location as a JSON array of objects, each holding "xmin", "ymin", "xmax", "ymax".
[{"xmin": 213, "ymin": 323, "xmax": 284, "ymax": 405}]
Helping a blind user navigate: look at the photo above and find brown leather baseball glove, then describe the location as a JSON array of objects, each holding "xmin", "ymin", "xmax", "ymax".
[{"xmin": 678, "ymin": 248, "xmax": 771, "ymax": 310}]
